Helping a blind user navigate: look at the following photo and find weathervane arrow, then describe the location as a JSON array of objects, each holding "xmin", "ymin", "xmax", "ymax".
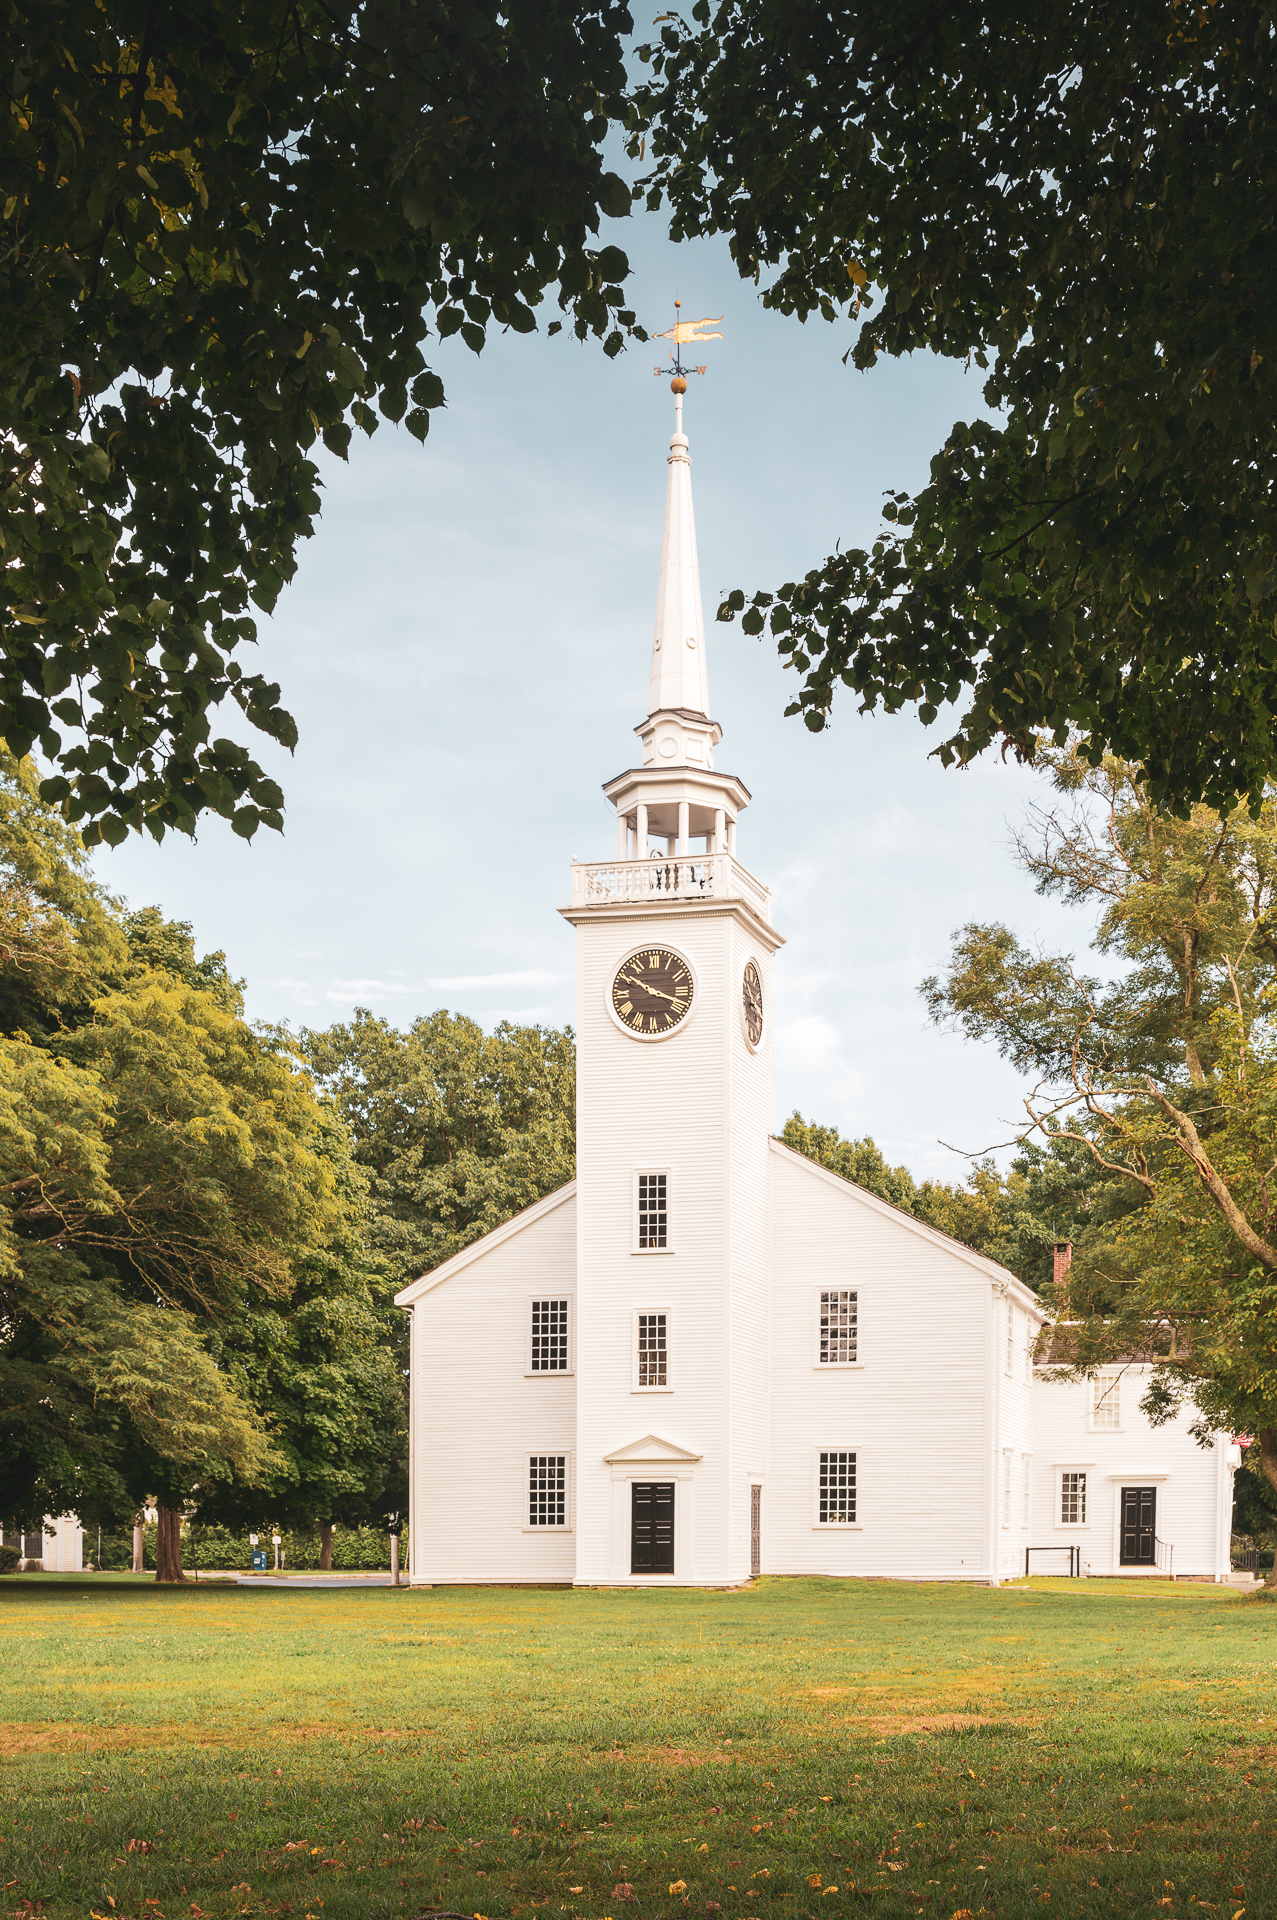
[{"xmin": 652, "ymin": 302, "xmax": 725, "ymax": 385}]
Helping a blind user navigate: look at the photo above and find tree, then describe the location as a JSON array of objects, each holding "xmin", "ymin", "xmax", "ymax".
[
  {"xmin": 639, "ymin": 2, "xmax": 1277, "ymax": 811},
  {"xmin": 0, "ymin": 749, "xmax": 387, "ymax": 1575},
  {"xmin": 924, "ymin": 747, "xmax": 1277, "ymax": 1562},
  {"xmin": 3, "ymin": 0, "xmax": 643, "ymax": 843},
  {"xmin": 306, "ymin": 1007, "xmax": 576, "ymax": 1300}
]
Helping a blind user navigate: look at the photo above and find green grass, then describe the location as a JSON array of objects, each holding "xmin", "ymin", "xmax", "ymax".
[{"xmin": 1, "ymin": 1575, "xmax": 1273, "ymax": 1920}]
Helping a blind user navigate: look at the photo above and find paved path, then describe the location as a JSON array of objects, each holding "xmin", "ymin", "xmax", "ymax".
[{"xmin": 223, "ymin": 1574, "xmax": 399, "ymax": 1588}]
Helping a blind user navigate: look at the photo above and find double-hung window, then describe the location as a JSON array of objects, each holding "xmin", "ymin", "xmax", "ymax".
[
  {"xmin": 1022, "ymin": 1455, "xmax": 1032, "ymax": 1529},
  {"xmin": 1001, "ymin": 1449, "xmax": 1013, "ymax": 1526},
  {"xmin": 818, "ymin": 1290, "xmax": 859, "ymax": 1365},
  {"xmin": 1092, "ymin": 1374, "xmax": 1121, "ymax": 1430},
  {"xmin": 1060, "ymin": 1470, "xmax": 1087, "ymax": 1525},
  {"xmin": 529, "ymin": 1298, "xmax": 571, "ymax": 1373},
  {"xmin": 527, "ymin": 1454, "xmax": 569, "ymax": 1528},
  {"xmin": 636, "ymin": 1312, "xmax": 669, "ymax": 1388},
  {"xmin": 817, "ymin": 1451, "xmax": 857, "ymax": 1524},
  {"xmin": 636, "ymin": 1172, "xmax": 669, "ymax": 1250}
]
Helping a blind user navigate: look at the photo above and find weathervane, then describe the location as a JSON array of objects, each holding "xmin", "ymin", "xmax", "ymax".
[{"xmin": 652, "ymin": 299, "xmax": 724, "ymax": 393}]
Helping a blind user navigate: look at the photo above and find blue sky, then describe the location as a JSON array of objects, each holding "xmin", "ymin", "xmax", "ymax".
[{"xmin": 91, "ymin": 211, "xmax": 1090, "ymax": 1180}]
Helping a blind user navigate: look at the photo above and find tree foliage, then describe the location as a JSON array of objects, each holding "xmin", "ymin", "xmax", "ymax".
[
  {"xmin": 2, "ymin": 0, "xmax": 641, "ymax": 843},
  {"xmin": 306, "ymin": 1007, "xmax": 576, "ymax": 1299},
  {"xmin": 925, "ymin": 747, "xmax": 1277, "ymax": 1528},
  {"xmin": 639, "ymin": 1, "xmax": 1277, "ymax": 810},
  {"xmin": 0, "ymin": 748, "xmax": 399, "ymax": 1564}
]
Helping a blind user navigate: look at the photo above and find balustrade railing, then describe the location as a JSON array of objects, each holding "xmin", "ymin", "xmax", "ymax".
[{"xmin": 570, "ymin": 853, "xmax": 771, "ymax": 921}]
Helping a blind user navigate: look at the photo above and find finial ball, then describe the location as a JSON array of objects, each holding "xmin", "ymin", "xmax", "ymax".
[{"xmin": 671, "ymin": 375, "xmax": 688, "ymax": 395}]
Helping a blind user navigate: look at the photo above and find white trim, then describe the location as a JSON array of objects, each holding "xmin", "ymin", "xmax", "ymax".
[
  {"xmin": 813, "ymin": 1284, "xmax": 861, "ymax": 1368},
  {"xmin": 1001, "ymin": 1448, "xmax": 1013, "ymax": 1528},
  {"xmin": 606, "ymin": 942, "xmax": 700, "ymax": 1044},
  {"xmin": 522, "ymin": 1449, "xmax": 574, "ymax": 1533},
  {"xmin": 525, "ymin": 1292, "xmax": 574, "ymax": 1378},
  {"xmin": 1105, "ymin": 1472, "xmax": 1169, "ymax": 1482},
  {"xmin": 1056, "ymin": 1466, "xmax": 1091, "ymax": 1530},
  {"xmin": 631, "ymin": 1306, "xmax": 674, "ymax": 1392},
  {"xmin": 395, "ymin": 1180, "xmax": 576, "ymax": 1305},
  {"xmin": 632, "ymin": 1167, "xmax": 674, "ymax": 1254},
  {"xmin": 767, "ymin": 1138, "xmax": 1043, "ymax": 1313}
]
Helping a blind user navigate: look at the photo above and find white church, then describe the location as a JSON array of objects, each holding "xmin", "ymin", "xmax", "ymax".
[{"xmin": 396, "ymin": 380, "xmax": 1240, "ymax": 1590}]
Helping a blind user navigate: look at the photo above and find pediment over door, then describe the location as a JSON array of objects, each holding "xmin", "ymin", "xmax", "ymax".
[{"xmin": 604, "ymin": 1433, "xmax": 703, "ymax": 1466}]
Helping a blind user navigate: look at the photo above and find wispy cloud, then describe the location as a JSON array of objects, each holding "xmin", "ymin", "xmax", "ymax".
[{"xmin": 324, "ymin": 968, "xmax": 568, "ymax": 998}]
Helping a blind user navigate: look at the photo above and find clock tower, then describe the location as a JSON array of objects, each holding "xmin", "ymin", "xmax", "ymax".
[{"xmin": 561, "ymin": 377, "xmax": 785, "ymax": 1586}]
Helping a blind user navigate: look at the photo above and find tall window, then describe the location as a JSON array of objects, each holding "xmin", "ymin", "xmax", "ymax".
[
  {"xmin": 530, "ymin": 1299, "xmax": 570, "ymax": 1372},
  {"xmin": 638, "ymin": 1173, "xmax": 668, "ymax": 1249},
  {"xmin": 1002, "ymin": 1450, "xmax": 1012, "ymax": 1526},
  {"xmin": 819, "ymin": 1290, "xmax": 858, "ymax": 1364},
  {"xmin": 1022, "ymin": 1455, "xmax": 1032, "ymax": 1529},
  {"xmin": 1092, "ymin": 1374, "xmax": 1121, "ymax": 1429},
  {"xmin": 638, "ymin": 1313, "xmax": 668, "ymax": 1387},
  {"xmin": 1060, "ymin": 1471, "xmax": 1087, "ymax": 1525},
  {"xmin": 528, "ymin": 1455, "xmax": 567, "ymax": 1527},
  {"xmin": 818, "ymin": 1451, "xmax": 857, "ymax": 1524}
]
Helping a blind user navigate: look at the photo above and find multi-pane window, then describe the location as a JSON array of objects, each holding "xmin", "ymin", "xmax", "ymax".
[
  {"xmin": 1092, "ymin": 1374, "xmax": 1121, "ymax": 1429},
  {"xmin": 528, "ymin": 1455, "xmax": 567, "ymax": 1527},
  {"xmin": 1022, "ymin": 1455, "xmax": 1032, "ymax": 1529},
  {"xmin": 638, "ymin": 1173, "xmax": 668, "ymax": 1249},
  {"xmin": 819, "ymin": 1290, "xmax": 858, "ymax": 1364},
  {"xmin": 818, "ymin": 1451, "xmax": 857, "ymax": 1524},
  {"xmin": 638, "ymin": 1313, "xmax": 668, "ymax": 1387},
  {"xmin": 1060, "ymin": 1471, "xmax": 1087, "ymax": 1525},
  {"xmin": 530, "ymin": 1299, "xmax": 570, "ymax": 1372},
  {"xmin": 1002, "ymin": 1450, "xmax": 1012, "ymax": 1526}
]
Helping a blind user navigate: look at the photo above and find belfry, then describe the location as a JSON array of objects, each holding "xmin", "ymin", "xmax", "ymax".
[{"xmin": 394, "ymin": 356, "xmax": 1237, "ymax": 1588}]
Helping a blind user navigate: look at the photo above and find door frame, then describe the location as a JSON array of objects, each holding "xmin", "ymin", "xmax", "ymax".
[
  {"xmin": 605, "ymin": 1460, "xmax": 698, "ymax": 1582},
  {"xmin": 1107, "ymin": 1473, "xmax": 1168, "ymax": 1573},
  {"xmin": 1118, "ymin": 1484, "xmax": 1157, "ymax": 1567}
]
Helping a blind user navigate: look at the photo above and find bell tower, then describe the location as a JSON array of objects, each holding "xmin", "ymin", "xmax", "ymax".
[{"xmin": 561, "ymin": 335, "xmax": 784, "ymax": 1586}]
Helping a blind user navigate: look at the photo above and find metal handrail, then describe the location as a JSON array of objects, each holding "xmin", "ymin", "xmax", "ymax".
[{"xmin": 1025, "ymin": 1544, "xmax": 1081, "ymax": 1578}]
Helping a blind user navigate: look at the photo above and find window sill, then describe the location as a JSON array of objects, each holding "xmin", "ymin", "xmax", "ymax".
[
  {"xmin": 813, "ymin": 1363, "xmax": 864, "ymax": 1371},
  {"xmin": 1054, "ymin": 1524, "xmax": 1091, "ymax": 1531},
  {"xmin": 812, "ymin": 1523, "xmax": 863, "ymax": 1531},
  {"xmin": 632, "ymin": 1247, "xmax": 675, "ymax": 1256},
  {"xmin": 524, "ymin": 1371, "xmax": 575, "ymax": 1379},
  {"xmin": 632, "ymin": 1387, "xmax": 674, "ymax": 1395},
  {"xmin": 522, "ymin": 1527, "xmax": 573, "ymax": 1535}
]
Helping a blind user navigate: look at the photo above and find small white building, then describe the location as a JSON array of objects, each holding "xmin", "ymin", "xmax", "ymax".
[
  {"xmin": 396, "ymin": 386, "xmax": 1236, "ymax": 1589},
  {"xmin": 0, "ymin": 1517, "xmax": 83, "ymax": 1572}
]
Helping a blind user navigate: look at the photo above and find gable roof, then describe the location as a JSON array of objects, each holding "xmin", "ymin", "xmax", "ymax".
[
  {"xmin": 604, "ymin": 1433, "xmax": 703, "ymax": 1465},
  {"xmin": 768, "ymin": 1137, "xmax": 1045, "ymax": 1317},
  {"xmin": 393, "ymin": 1180, "xmax": 576, "ymax": 1308}
]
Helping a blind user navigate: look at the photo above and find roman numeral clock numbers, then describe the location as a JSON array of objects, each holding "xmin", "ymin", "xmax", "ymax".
[{"xmin": 611, "ymin": 947, "xmax": 695, "ymax": 1039}]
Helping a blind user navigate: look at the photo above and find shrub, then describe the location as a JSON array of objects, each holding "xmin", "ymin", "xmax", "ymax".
[{"xmin": 0, "ymin": 1543, "xmax": 20, "ymax": 1574}]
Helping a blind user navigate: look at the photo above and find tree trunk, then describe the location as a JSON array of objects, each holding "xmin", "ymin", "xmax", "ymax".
[
  {"xmin": 132, "ymin": 1516, "xmax": 145, "ymax": 1574},
  {"xmin": 1255, "ymin": 1429, "xmax": 1277, "ymax": 1587},
  {"xmin": 154, "ymin": 1504, "xmax": 188, "ymax": 1584},
  {"xmin": 390, "ymin": 1532, "xmax": 400, "ymax": 1587},
  {"xmin": 320, "ymin": 1521, "xmax": 333, "ymax": 1572}
]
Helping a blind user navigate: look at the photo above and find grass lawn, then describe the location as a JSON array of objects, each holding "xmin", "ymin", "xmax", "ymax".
[{"xmin": 1, "ymin": 1575, "xmax": 1273, "ymax": 1920}]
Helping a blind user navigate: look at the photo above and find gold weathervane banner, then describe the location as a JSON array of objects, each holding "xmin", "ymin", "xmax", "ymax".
[{"xmin": 652, "ymin": 316, "xmax": 724, "ymax": 346}]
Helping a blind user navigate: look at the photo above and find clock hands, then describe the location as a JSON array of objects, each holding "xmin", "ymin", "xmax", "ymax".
[{"xmin": 617, "ymin": 974, "xmax": 682, "ymax": 1006}]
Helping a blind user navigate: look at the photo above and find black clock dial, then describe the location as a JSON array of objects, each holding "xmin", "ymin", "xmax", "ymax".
[
  {"xmin": 612, "ymin": 947, "xmax": 694, "ymax": 1036},
  {"xmin": 742, "ymin": 959, "xmax": 764, "ymax": 1047}
]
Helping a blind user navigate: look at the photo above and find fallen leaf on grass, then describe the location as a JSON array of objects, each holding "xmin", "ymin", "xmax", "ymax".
[
  {"xmin": 670, "ymin": 1881, "xmax": 687, "ymax": 1895},
  {"xmin": 612, "ymin": 1885, "xmax": 635, "ymax": 1902}
]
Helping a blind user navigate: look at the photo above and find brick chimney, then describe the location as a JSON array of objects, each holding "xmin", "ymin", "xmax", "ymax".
[{"xmin": 1053, "ymin": 1241, "xmax": 1072, "ymax": 1318}]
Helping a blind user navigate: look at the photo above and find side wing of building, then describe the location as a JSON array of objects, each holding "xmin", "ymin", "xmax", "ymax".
[
  {"xmin": 766, "ymin": 1140, "xmax": 1045, "ymax": 1584},
  {"xmin": 396, "ymin": 1183, "xmax": 578, "ymax": 1586}
]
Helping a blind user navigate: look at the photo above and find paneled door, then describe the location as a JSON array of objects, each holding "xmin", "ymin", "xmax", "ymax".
[
  {"xmin": 1119, "ymin": 1486, "xmax": 1156, "ymax": 1566},
  {"xmin": 750, "ymin": 1486, "xmax": 761, "ymax": 1578},
  {"xmin": 632, "ymin": 1481, "xmax": 675, "ymax": 1575}
]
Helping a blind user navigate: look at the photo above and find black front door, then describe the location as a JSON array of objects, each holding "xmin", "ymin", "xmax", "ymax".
[
  {"xmin": 1119, "ymin": 1486, "xmax": 1157, "ymax": 1566},
  {"xmin": 632, "ymin": 1481, "xmax": 675, "ymax": 1575}
]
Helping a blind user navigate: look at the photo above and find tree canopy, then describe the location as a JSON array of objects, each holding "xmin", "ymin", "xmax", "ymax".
[
  {"xmin": 3, "ymin": 0, "xmax": 640, "ymax": 844},
  {"xmin": 640, "ymin": 2, "xmax": 1277, "ymax": 811}
]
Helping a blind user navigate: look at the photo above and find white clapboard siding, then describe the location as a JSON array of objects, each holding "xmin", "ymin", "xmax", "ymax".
[
  {"xmin": 1031, "ymin": 1366, "xmax": 1233, "ymax": 1580},
  {"xmin": 399, "ymin": 1185, "xmax": 578, "ymax": 1585}
]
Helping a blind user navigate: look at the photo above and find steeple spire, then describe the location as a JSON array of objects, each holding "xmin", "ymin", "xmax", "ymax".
[{"xmin": 649, "ymin": 380, "xmax": 710, "ymax": 720}]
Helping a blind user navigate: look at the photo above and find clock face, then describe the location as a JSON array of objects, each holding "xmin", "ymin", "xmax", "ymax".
[
  {"xmin": 742, "ymin": 959, "xmax": 764, "ymax": 1048},
  {"xmin": 611, "ymin": 947, "xmax": 695, "ymax": 1038}
]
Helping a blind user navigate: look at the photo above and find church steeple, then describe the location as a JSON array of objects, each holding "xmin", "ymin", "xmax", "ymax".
[{"xmin": 649, "ymin": 382, "xmax": 711, "ymax": 722}]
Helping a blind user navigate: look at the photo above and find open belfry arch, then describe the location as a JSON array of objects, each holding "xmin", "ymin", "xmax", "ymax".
[{"xmin": 395, "ymin": 322, "xmax": 1238, "ymax": 1589}]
